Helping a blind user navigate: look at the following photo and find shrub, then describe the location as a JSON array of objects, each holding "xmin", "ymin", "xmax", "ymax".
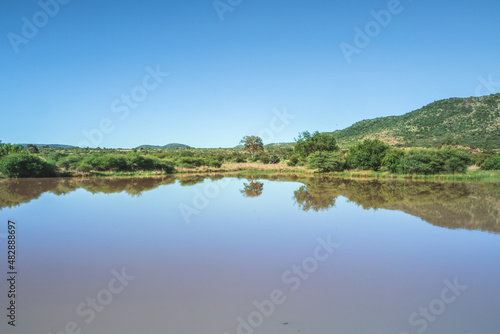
[
  {"xmin": 346, "ymin": 139, "xmax": 390, "ymax": 171},
  {"xmin": 125, "ymin": 154, "xmax": 157, "ymax": 170},
  {"xmin": 399, "ymin": 150, "xmax": 444, "ymax": 174},
  {"xmin": 233, "ymin": 155, "xmax": 246, "ymax": 163},
  {"xmin": 307, "ymin": 151, "xmax": 344, "ymax": 172},
  {"xmin": 475, "ymin": 152, "xmax": 493, "ymax": 166},
  {"xmin": 97, "ymin": 154, "xmax": 128, "ymax": 171},
  {"xmin": 287, "ymin": 155, "xmax": 299, "ymax": 167},
  {"xmin": 294, "ymin": 131, "xmax": 339, "ymax": 158},
  {"xmin": 269, "ymin": 155, "xmax": 280, "ymax": 164},
  {"xmin": 153, "ymin": 159, "xmax": 176, "ymax": 173},
  {"xmin": 57, "ymin": 155, "xmax": 82, "ymax": 170},
  {"xmin": 177, "ymin": 157, "xmax": 205, "ymax": 168},
  {"xmin": 381, "ymin": 149, "xmax": 406, "ymax": 173},
  {"xmin": 156, "ymin": 152, "xmax": 167, "ymax": 159},
  {"xmin": 482, "ymin": 155, "xmax": 500, "ymax": 170},
  {"xmin": 0, "ymin": 143, "xmax": 24, "ymax": 158},
  {"xmin": 207, "ymin": 160, "xmax": 222, "ymax": 168},
  {"xmin": 439, "ymin": 147, "xmax": 472, "ymax": 174},
  {"xmin": 260, "ymin": 155, "xmax": 270, "ymax": 164},
  {"xmin": 47, "ymin": 151, "xmax": 68, "ymax": 164},
  {"xmin": 0, "ymin": 153, "xmax": 56, "ymax": 177}
]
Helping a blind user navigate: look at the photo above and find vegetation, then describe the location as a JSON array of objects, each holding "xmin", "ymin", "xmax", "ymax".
[
  {"xmin": 294, "ymin": 131, "xmax": 339, "ymax": 158},
  {"xmin": 136, "ymin": 143, "xmax": 192, "ymax": 150},
  {"xmin": 308, "ymin": 151, "xmax": 343, "ymax": 172},
  {"xmin": 0, "ymin": 153, "xmax": 56, "ymax": 177},
  {"xmin": 346, "ymin": 139, "xmax": 390, "ymax": 171},
  {"xmin": 0, "ymin": 143, "xmax": 24, "ymax": 158},
  {"xmin": 482, "ymin": 154, "xmax": 500, "ymax": 170},
  {"xmin": 1, "ymin": 90, "xmax": 498, "ymax": 181},
  {"xmin": 240, "ymin": 136, "xmax": 264, "ymax": 159}
]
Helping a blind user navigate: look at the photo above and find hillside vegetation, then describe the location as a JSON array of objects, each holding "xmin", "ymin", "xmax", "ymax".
[
  {"xmin": 136, "ymin": 143, "xmax": 192, "ymax": 150},
  {"xmin": 332, "ymin": 93, "xmax": 500, "ymax": 149}
]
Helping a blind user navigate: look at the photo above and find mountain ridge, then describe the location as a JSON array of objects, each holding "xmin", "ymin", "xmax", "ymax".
[{"xmin": 331, "ymin": 93, "xmax": 500, "ymax": 149}]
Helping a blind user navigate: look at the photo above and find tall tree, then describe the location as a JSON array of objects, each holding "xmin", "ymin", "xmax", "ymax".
[
  {"xmin": 294, "ymin": 131, "xmax": 339, "ymax": 158},
  {"xmin": 240, "ymin": 136, "xmax": 264, "ymax": 159}
]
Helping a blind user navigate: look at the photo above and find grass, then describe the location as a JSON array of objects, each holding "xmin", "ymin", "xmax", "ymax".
[{"xmin": 319, "ymin": 169, "xmax": 500, "ymax": 182}]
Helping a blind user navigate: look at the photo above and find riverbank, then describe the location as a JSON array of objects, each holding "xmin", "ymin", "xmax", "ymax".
[{"xmin": 3, "ymin": 162, "xmax": 499, "ymax": 182}]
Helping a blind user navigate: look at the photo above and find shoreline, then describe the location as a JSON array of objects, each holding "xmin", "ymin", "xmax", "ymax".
[{"xmin": 2, "ymin": 163, "xmax": 499, "ymax": 183}]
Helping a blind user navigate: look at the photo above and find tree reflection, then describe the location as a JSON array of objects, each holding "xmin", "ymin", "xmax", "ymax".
[
  {"xmin": 294, "ymin": 184, "xmax": 336, "ymax": 211},
  {"xmin": 240, "ymin": 180, "xmax": 264, "ymax": 198},
  {"xmin": 1, "ymin": 175, "xmax": 499, "ymax": 234}
]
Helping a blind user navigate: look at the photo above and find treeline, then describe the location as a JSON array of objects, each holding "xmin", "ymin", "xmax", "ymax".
[
  {"xmin": 0, "ymin": 135, "xmax": 499, "ymax": 178},
  {"xmin": 0, "ymin": 144, "xmax": 176, "ymax": 177},
  {"xmin": 0, "ymin": 143, "xmax": 291, "ymax": 177},
  {"xmin": 286, "ymin": 131, "xmax": 500, "ymax": 174}
]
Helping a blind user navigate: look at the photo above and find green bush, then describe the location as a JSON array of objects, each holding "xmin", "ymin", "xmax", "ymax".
[
  {"xmin": 308, "ymin": 151, "xmax": 344, "ymax": 172},
  {"xmin": 177, "ymin": 157, "xmax": 205, "ymax": 168},
  {"xmin": 475, "ymin": 152, "xmax": 493, "ymax": 166},
  {"xmin": 399, "ymin": 150, "xmax": 444, "ymax": 175},
  {"xmin": 0, "ymin": 153, "xmax": 56, "ymax": 177},
  {"xmin": 440, "ymin": 147, "xmax": 471, "ymax": 174},
  {"xmin": 0, "ymin": 144, "xmax": 24, "ymax": 158},
  {"xmin": 233, "ymin": 155, "xmax": 246, "ymax": 163},
  {"xmin": 260, "ymin": 156, "xmax": 270, "ymax": 164},
  {"xmin": 207, "ymin": 160, "xmax": 222, "ymax": 168},
  {"xmin": 287, "ymin": 155, "xmax": 299, "ymax": 167},
  {"xmin": 97, "ymin": 155, "xmax": 128, "ymax": 171},
  {"xmin": 269, "ymin": 155, "xmax": 280, "ymax": 164},
  {"xmin": 381, "ymin": 149, "xmax": 406, "ymax": 173},
  {"xmin": 57, "ymin": 155, "xmax": 82, "ymax": 170},
  {"xmin": 346, "ymin": 139, "xmax": 390, "ymax": 171},
  {"xmin": 482, "ymin": 155, "xmax": 500, "ymax": 170},
  {"xmin": 47, "ymin": 151, "xmax": 68, "ymax": 164},
  {"xmin": 294, "ymin": 131, "xmax": 339, "ymax": 158}
]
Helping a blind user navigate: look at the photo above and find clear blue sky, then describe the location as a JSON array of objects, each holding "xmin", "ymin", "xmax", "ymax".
[{"xmin": 1, "ymin": 0, "xmax": 499, "ymax": 148}]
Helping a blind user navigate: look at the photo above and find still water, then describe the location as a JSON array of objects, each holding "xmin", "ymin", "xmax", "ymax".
[{"xmin": 1, "ymin": 175, "xmax": 499, "ymax": 334}]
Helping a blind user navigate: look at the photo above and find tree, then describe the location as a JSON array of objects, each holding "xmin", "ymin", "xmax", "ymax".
[
  {"xmin": 0, "ymin": 153, "xmax": 56, "ymax": 177},
  {"xmin": 399, "ymin": 149, "xmax": 444, "ymax": 175},
  {"xmin": 381, "ymin": 149, "xmax": 406, "ymax": 173},
  {"xmin": 294, "ymin": 131, "xmax": 339, "ymax": 158},
  {"xmin": 439, "ymin": 147, "xmax": 471, "ymax": 174},
  {"xmin": 0, "ymin": 143, "xmax": 24, "ymax": 158},
  {"xmin": 346, "ymin": 139, "xmax": 390, "ymax": 171},
  {"xmin": 444, "ymin": 157, "xmax": 466, "ymax": 174},
  {"xmin": 307, "ymin": 151, "xmax": 344, "ymax": 172},
  {"xmin": 481, "ymin": 154, "xmax": 500, "ymax": 170},
  {"xmin": 26, "ymin": 144, "xmax": 39, "ymax": 154},
  {"xmin": 240, "ymin": 136, "xmax": 264, "ymax": 159}
]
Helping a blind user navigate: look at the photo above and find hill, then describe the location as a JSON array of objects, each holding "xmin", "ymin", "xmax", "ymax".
[
  {"xmin": 136, "ymin": 143, "xmax": 192, "ymax": 150},
  {"xmin": 265, "ymin": 142, "xmax": 294, "ymax": 147},
  {"xmin": 18, "ymin": 144, "xmax": 76, "ymax": 148},
  {"xmin": 331, "ymin": 93, "xmax": 500, "ymax": 149}
]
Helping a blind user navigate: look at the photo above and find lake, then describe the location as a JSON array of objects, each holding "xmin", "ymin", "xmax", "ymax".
[{"xmin": 1, "ymin": 175, "xmax": 499, "ymax": 334}]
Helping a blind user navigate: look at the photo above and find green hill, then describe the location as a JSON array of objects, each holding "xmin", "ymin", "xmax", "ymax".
[
  {"xmin": 264, "ymin": 142, "xmax": 294, "ymax": 147},
  {"xmin": 136, "ymin": 143, "xmax": 192, "ymax": 149},
  {"xmin": 332, "ymin": 93, "xmax": 500, "ymax": 149}
]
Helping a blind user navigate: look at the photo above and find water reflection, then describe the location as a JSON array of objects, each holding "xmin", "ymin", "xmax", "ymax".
[
  {"xmin": 1, "ymin": 175, "xmax": 499, "ymax": 233},
  {"xmin": 240, "ymin": 178, "xmax": 264, "ymax": 198}
]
